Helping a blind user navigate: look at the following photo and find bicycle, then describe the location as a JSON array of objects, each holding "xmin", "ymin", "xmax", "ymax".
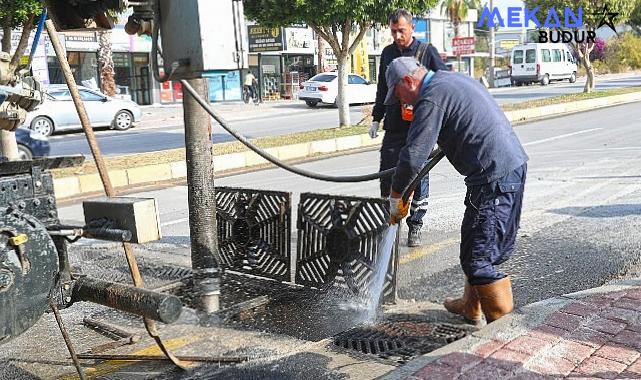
[{"xmin": 242, "ymin": 85, "xmax": 259, "ymax": 105}]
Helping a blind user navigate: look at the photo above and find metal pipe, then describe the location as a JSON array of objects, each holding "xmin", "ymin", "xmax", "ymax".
[
  {"xmin": 46, "ymin": 20, "xmax": 187, "ymax": 369},
  {"xmin": 72, "ymin": 277, "xmax": 183, "ymax": 324},
  {"xmin": 183, "ymin": 78, "xmax": 220, "ymax": 313},
  {"xmin": 50, "ymin": 300, "xmax": 87, "ymax": 380}
]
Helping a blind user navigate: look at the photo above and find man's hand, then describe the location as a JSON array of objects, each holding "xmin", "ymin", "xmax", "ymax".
[
  {"xmin": 369, "ymin": 121, "xmax": 380, "ymax": 139},
  {"xmin": 389, "ymin": 191, "xmax": 409, "ymax": 225}
]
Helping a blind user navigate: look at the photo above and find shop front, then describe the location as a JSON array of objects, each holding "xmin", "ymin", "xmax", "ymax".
[{"xmin": 111, "ymin": 20, "xmax": 154, "ymax": 105}]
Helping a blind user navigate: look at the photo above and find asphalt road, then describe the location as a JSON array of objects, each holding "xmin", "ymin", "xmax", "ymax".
[
  {"xmin": 47, "ymin": 72, "xmax": 641, "ymax": 157},
  {"xmin": 58, "ymin": 100, "xmax": 641, "ymax": 309}
]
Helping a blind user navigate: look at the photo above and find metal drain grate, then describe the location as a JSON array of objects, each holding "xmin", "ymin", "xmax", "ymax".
[{"xmin": 333, "ymin": 321, "xmax": 469, "ymax": 362}]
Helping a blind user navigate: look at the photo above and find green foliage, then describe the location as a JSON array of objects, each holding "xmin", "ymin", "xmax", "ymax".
[
  {"xmin": 630, "ymin": 0, "xmax": 641, "ymax": 34},
  {"xmin": 243, "ymin": 0, "xmax": 437, "ymax": 29},
  {"xmin": 604, "ymin": 32, "xmax": 641, "ymax": 71},
  {"xmin": 521, "ymin": 0, "xmax": 634, "ymax": 29},
  {"xmin": 441, "ymin": 0, "xmax": 480, "ymax": 35},
  {"xmin": 0, "ymin": 0, "xmax": 42, "ymax": 28}
]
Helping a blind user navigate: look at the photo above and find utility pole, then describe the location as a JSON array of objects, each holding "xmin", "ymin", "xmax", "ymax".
[
  {"xmin": 182, "ymin": 78, "xmax": 220, "ymax": 313},
  {"xmin": 488, "ymin": 0, "xmax": 496, "ymax": 88}
]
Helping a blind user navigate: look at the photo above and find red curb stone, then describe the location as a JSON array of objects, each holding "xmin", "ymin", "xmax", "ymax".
[
  {"xmin": 586, "ymin": 296, "xmax": 617, "ymax": 309},
  {"xmin": 603, "ymin": 291, "xmax": 630, "ymax": 300},
  {"xmin": 594, "ymin": 343, "xmax": 641, "ymax": 366},
  {"xmin": 545, "ymin": 312, "xmax": 584, "ymax": 332},
  {"xmin": 458, "ymin": 361, "xmax": 512, "ymax": 379},
  {"xmin": 575, "ymin": 356, "xmax": 627, "ymax": 379},
  {"xmin": 526, "ymin": 355, "xmax": 576, "ymax": 377},
  {"xmin": 411, "ymin": 363, "xmax": 460, "ymax": 380},
  {"xmin": 505, "ymin": 336, "xmax": 551, "ymax": 355},
  {"xmin": 617, "ymin": 372, "xmax": 641, "ymax": 379},
  {"xmin": 473, "ymin": 339, "xmax": 506, "ymax": 358},
  {"xmin": 552, "ymin": 340, "xmax": 597, "ymax": 365},
  {"xmin": 489, "ymin": 348, "xmax": 533, "ymax": 369},
  {"xmin": 611, "ymin": 330, "xmax": 641, "ymax": 350},
  {"xmin": 562, "ymin": 302, "xmax": 601, "ymax": 317},
  {"xmin": 615, "ymin": 298, "xmax": 641, "ymax": 313},
  {"xmin": 527, "ymin": 325, "xmax": 568, "ymax": 343},
  {"xmin": 600, "ymin": 308, "xmax": 641, "ymax": 325},
  {"xmin": 435, "ymin": 352, "xmax": 483, "ymax": 373},
  {"xmin": 565, "ymin": 327, "xmax": 613, "ymax": 349},
  {"xmin": 586, "ymin": 318, "xmax": 628, "ymax": 335}
]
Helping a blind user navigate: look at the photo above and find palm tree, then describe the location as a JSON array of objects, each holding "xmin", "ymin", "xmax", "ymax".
[
  {"xmin": 441, "ymin": 0, "xmax": 481, "ymax": 38},
  {"xmin": 98, "ymin": 30, "xmax": 117, "ymax": 97}
]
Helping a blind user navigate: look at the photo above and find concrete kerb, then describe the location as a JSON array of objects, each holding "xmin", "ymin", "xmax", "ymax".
[{"xmin": 53, "ymin": 91, "xmax": 641, "ymax": 201}]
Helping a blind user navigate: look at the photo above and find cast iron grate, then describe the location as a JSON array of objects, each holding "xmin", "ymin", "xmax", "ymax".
[
  {"xmin": 215, "ymin": 187, "xmax": 291, "ymax": 282},
  {"xmin": 296, "ymin": 192, "xmax": 397, "ymax": 303},
  {"xmin": 333, "ymin": 321, "xmax": 469, "ymax": 362}
]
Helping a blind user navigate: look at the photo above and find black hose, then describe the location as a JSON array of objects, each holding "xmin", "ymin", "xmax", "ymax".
[
  {"xmin": 180, "ymin": 79, "xmax": 398, "ymax": 182},
  {"xmin": 401, "ymin": 149, "xmax": 446, "ymax": 202}
]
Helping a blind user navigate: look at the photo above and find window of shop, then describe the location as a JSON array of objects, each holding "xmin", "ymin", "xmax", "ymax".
[
  {"xmin": 205, "ymin": 70, "xmax": 241, "ymax": 102},
  {"xmin": 113, "ymin": 52, "xmax": 132, "ymax": 97},
  {"xmin": 47, "ymin": 52, "xmax": 99, "ymax": 86}
]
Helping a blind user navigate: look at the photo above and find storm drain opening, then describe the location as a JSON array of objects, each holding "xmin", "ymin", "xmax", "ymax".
[{"xmin": 333, "ymin": 320, "xmax": 470, "ymax": 363}]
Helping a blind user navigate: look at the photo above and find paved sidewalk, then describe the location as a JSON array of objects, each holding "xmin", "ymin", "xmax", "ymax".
[{"xmin": 384, "ymin": 279, "xmax": 641, "ymax": 380}]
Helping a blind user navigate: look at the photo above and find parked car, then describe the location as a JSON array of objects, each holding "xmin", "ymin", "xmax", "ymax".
[
  {"xmin": 510, "ymin": 43, "xmax": 577, "ymax": 86},
  {"xmin": 15, "ymin": 127, "xmax": 50, "ymax": 160},
  {"xmin": 298, "ymin": 72, "xmax": 376, "ymax": 108},
  {"xmin": 24, "ymin": 85, "xmax": 142, "ymax": 136}
]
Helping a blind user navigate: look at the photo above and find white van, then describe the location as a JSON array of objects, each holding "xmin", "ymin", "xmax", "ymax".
[{"xmin": 510, "ymin": 43, "xmax": 577, "ymax": 86}]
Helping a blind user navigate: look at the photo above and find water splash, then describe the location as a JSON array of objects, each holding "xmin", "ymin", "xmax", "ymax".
[{"xmin": 364, "ymin": 224, "xmax": 398, "ymax": 322}]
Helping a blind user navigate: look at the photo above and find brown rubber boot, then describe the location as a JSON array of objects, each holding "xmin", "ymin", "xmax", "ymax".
[
  {"xmin": 475, "ymin": 277, "xmax": 514, "ymax": 323},
  {"xmin": 443, "ymin": 282, "xmax": 482, "ymax": 324}
]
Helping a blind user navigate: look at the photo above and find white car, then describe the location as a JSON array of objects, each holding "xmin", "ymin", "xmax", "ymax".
[
  {"xmin": 298, "ymin": 72, "xmax": 377, "ymax": 107},
  {"xmin": 24, "ymin": 85, "xmax": 142, "ymax": 136}
]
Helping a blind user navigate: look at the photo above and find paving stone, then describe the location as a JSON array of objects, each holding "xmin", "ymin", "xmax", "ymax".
[
  {"xmin": 586, "ymin": 296, "xmax": 617, "ymax": 309},
  {"xmin": 565, "ymin": 327, "xmax": 613, "ymax": 349},
  {"xmin": 435, "ymin": 352, "xmax": 483, "ymax": 373},
  {"xmin": 545, "ymin": 312, "xmax": 584, "ymax": 332},
  {"xmin": 473, "ymin": 339, "xmax": 505, "ymax": 358},
  {"xmin": 567, "ymin": 372, "xmax": 603, "ymax": 380},
  {"xmin": 505, "ymin": 336, "xmax": 552, "ymax": 356},
  {"xmin": 562, "ymin": 302, "xmax": 601, "ymax": 317},
  {"xmin": 623, "ymin": 289, "xmax": 641, "ymax": 300},
  {"xmin": 526, "ymin": 355, "xmax": 576, "ymax": 377},
  {"xmin": 458, "ymin": 361, "xmax": 513, "ymax": 380},
  {"xmin": 411, "ymin": 363, "xmax": 460, "ymax": 380},
  {"xmin": 489, "ymin": 349, "xmax": 533, "ymax": 369},
  {"xmin": 614, "ymin": 298, "xmax": 641, "ymax": 313},
  {"xmin": 527, "ymin": 325, "xmax": 568, "ymax": 344},
  {"xmin": 600, "ymin": 308, "xmax": 641, "ymax": 325},
  {"xmin": 594, "ymin": 343, "xmax": 641, "ymax": 366},
  {"xmin": 551, "ymin": 340, "xmax": 597, "ymax": 365},
  {"xmin": 585, "ymin": 318, "xmax": 628, "ymax": 336},
  {"xmin": 611, "ymin": 330, "xmax": 641, "ymax": 350},
  {"xmin": 575, "ymin": 356, "xmax": 627, "ymax": 379}
]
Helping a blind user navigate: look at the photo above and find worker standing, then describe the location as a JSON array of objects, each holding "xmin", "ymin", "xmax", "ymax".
[
  {"xmin": 370, "ymin": 9, "xmax": 448, "ymax": 247},
  {"xmin": 386, "ymin": 57, "xmax": 528, "ymax": 324}
]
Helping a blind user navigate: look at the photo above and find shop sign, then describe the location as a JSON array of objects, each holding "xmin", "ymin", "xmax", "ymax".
[
  {"xmin": 284, "ymin": 27, "xmax": 313, "ymax": 52},
  {"xmin": 248, "ymin": 25, "xmax": 284, "ymax": 52},
  {"xmin": 64, "ymin": 32, "xmax": 99, "ymax": 51}
]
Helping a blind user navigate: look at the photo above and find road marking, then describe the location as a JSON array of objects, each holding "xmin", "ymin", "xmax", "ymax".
[
  {"xmin": 523, "ymin": 128, "xmax": 603, "ymax": 147},
  {"xmin": 163, "ymin": 128, "xmax": 185, "ymax": 134},
  {"xmin": 399, "ymin": 237, "xmax": 459, "ymax": 265},
  {"xmin": 161, "ymin": 217, "xmax": 189, "ymax": 227},
  {"xmin": 57, "ymin": 336, "xmax": 199, "ymax": 380}
]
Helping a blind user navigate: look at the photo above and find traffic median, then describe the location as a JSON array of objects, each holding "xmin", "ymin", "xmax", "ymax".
[{"xmin": 52, "ymin": 86, "xmax": 641, "ymax": 201}]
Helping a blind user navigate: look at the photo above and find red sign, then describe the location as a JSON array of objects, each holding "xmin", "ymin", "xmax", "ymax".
[{"xmin": 452, "ymin": 36, "xmax": 475, "ymax": 56}]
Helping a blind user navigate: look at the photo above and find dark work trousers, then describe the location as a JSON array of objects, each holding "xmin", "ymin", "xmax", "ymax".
[
  {"xmin": 379, "ymin": 131, "xmax": 429, "ymax": 229},
  {"xmin": 460, "ymin": 163, "xmax": 527, "ymax": 286}
]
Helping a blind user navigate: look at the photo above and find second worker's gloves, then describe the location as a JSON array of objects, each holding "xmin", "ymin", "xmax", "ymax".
[{"xmin": 369, "ymin": 121, "xmax": 380, "ymax": 139}]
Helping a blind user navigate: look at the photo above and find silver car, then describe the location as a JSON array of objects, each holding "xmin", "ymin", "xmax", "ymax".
[{"xmin": 24, "ymin": 85, "xmax": 142, "ymax": 136}]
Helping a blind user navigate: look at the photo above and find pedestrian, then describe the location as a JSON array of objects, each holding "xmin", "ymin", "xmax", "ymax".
[
  {"xmin": 386, "ymin": 57, "xmax": 528, "ymax": 324},
  {"xmin": 370, "ymin": 9, "xmax": 448, "ymax": 247}
]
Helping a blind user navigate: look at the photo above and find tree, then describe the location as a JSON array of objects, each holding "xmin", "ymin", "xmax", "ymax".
[
  {"xmin": 441, "ymin": 0, "xmax": 480, "ymax": 37},
  {"xmin": 631, "ymin": 0, "xmax": 641, "ymax": 35},
  {"xmin": 98, "ymin": 30, "xmax": 117, "ymax": 96},
  {"xmin": 0, "ymin": 0, "xmax": 43, "ymax": 160},
  {"xmin": 243, "ymin": 0, "xmax": 437, "ymax": 127},
  {"xmin": 523, "ymin": 0, "xmax": 634, "ymax": 93}
]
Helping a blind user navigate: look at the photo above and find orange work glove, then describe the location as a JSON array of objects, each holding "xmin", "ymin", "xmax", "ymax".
[{"xmin": 389, "ymin": 190, "xmax": 410, "ymax": 225}]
